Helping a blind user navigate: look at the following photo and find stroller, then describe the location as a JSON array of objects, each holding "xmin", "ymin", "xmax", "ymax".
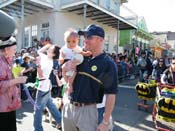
[{"xmin": 152, "ymin": 83, "xmax": 175, "ymax": 131}]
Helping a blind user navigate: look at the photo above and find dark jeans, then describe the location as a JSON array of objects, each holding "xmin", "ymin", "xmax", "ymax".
[
  {"xmin": 97, "ymin": 107, "xmax": 105, "ymax": 124},
  {"xmin": 0, "ymin": 111, "xmax": 16, "ymax": 131},
  {"xmin": 33, "ymin": 90, "xmax": 61, "ymax": 131}
]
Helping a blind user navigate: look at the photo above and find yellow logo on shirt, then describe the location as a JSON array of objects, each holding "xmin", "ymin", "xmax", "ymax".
[{"xmin": 91, "ymin": 65, "xmax": 97, "ymax": 71}]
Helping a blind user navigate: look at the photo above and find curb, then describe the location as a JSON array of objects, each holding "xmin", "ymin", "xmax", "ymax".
[{"xmin": 118, "ymin": 84, "xmax": 135, "ymax": 89}]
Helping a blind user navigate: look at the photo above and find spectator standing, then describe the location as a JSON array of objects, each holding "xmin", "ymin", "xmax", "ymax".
[
  {"xmin": 0, "ymin": 36, "xmax": 27, "ymax": 131},
  {"xmin": 146, "ymin": 53, "xmax": 153, "ymax": 77},
  {"xmin": 164, "ymin": 55, "xmax": 170, "ymax": 67},
  {"xmin": 12, "ymin": 59, "xmax": 24, "ymax": 79},
  {"xmin": 161, "ymin": 58, "xmax": 175, "ymax": 85},
  {"xmin": 119, "ymin": 55, "xmax": 127, "ymax": 78},
  {"xmin": 33, "ymin": 38, "xmax": 40, "ymax": 49},
  {"xmin": 49, "ymin": 56, "xmax": 62, "ymax": 98},
  {"xmin": 21, "ymin": 53, "xmax": 36, "ymax": 83},
  {"xmin": 152, "ymin": 58, "xmax": 167, "ymax": 82},
  {"xmin": 61, "ymin": 24, "xmax": 118, "ymax": 131},
  {"xmin": 137, "ymin": 51, "xmax": 147, "ymax": 82},
  {"xmin": 33, "ymin": 44, "xmax": 61, "ymax": 131}
]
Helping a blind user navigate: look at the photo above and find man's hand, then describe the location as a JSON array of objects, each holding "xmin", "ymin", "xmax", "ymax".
[
  {"xmin": 62, "ymin": 60, "xmax": 77, "ymax": 73},
  {"xmin": 96, "ymin": 123, "xmax": 108, "ymax": 131},
  {"xmin": 97, "ymin": 94, "xmax": 115, "ymax": 131}
]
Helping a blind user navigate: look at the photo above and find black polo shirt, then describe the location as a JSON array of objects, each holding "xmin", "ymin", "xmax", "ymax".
[{"xmin": 71, "ymin": 53, "xmax": 118, "ymax": 103}]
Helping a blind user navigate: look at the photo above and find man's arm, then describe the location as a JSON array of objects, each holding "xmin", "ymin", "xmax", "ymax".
[
  {"xmin": 103, "ymin": 94, "xmax": 115, "ymax": 124},
  {"xmin": 96, "ymin": 94, "xmax": 116, "ymax": 131}
]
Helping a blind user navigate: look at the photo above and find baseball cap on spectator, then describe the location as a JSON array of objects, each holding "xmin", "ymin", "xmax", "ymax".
[
  {"xmin": 0, "ymin": 36, "xmax": 17, "ymax": 49},
  {"xmin": 22, "ymin": 53, "xmax": 34, "ymax": 60},
  {"xmin": 78, "ymin": 24, "xmax": 105, "ymax": 39}
]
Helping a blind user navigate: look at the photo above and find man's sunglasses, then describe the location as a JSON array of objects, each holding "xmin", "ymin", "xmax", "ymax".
[{"xmin": 85, "ymin": 35, "xmax": 98, "ymax": 40}]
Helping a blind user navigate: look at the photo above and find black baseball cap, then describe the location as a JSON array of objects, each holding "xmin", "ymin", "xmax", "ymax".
[{"xmin": 78, "ymin": 24, "xmax": 105, "ymax": 38}]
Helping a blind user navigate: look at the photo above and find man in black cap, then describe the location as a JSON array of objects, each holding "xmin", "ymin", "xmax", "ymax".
[{"xmin": 62, "ymin": 24, "xmax": 118, "ymax": 131}]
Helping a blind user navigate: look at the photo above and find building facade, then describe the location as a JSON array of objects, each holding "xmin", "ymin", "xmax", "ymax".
[
  {"xmin": 0, "ymin": 0, "xmax": 137, "ymax": 53},
  {"xmin": 151, "ymin": 31, "xmax": 175, "ymax": 57},
  {"xmin": 120, "ymin": 17, "xmax": 153, "ymax": 55}
]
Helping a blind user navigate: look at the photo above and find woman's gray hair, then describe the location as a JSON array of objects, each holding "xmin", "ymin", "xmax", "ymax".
[{"xmin": 0, "ymin": 36, "xmax": 17, "ymax": 49}]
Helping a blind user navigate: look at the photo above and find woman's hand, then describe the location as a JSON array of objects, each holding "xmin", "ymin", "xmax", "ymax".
[
  {"xmin": 35, "ymin": 56, "xmax": 41, "ymax": 66},
  {"xmin": 14, "ymin": 76, "xmax": 28, "ymax": 84},
  {"xmin": 53, "ymin": 69, "xmax": 58, "ymax": 76}
]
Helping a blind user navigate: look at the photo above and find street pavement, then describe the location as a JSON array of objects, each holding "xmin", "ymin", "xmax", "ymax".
[{"xmin": 16, "ymin": 77, "xmax": 175, "ymax": 131}]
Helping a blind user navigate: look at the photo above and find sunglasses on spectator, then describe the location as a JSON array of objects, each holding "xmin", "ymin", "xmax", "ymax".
[
  {"xmin": 67, "ymin": 40, "xmax": 76, "ymax": 44},
  {"xmin": 172, "ymin": 63, "xmax": 175, "ymax": 65},
  {"xmin": 84, "ymin": 35, "xmax": 99, "ymax": 40}
]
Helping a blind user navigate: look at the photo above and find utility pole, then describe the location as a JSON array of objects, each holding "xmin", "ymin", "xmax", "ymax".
[
  {"xmin": 83, "ymin": 4, "xmax": 87, "ymax": 29},
  {"xmin": 116, "ymin": 20, "xmax": 120, "ymax": 55},
  {"xmin": 21, "ymin": 0, "xmax": 25, "ymax": 48}
]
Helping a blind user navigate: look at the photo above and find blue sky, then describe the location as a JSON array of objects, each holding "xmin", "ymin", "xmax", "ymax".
[{"xmin": 123, "ymin": 0, "xmax": 175, "ymax": 32}]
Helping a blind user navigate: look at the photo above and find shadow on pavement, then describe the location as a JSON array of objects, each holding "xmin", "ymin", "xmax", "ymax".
[
  {"xmin": 119, "ymin": 77, "xmax": 139, "ymax": 87},
  {"xmin": 112, "ymin": 86, "xmax": 156, "ymax": 131},
  {"xmin": 16, "ymin": 102, "xmax": 34, "ymax": 124},
  {"xmin": 114, "ymin": 84, "xmax": 175, "ymax": 131}
]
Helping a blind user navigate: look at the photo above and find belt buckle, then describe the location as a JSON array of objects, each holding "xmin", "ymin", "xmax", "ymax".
[
  {"xmin": 73, "ymin": 102, "xmax": 84, "ymax": 107},
  {"xmin": 76, "ymin": 102, "xmax": 83, "ymax": 107},
  {"xmin": 75, "ymin": 102, "xmax": 79, "ymax": 107},
  {"xmin": 80, "ymin": 103, "xmax": 85, "ymax": 107}
]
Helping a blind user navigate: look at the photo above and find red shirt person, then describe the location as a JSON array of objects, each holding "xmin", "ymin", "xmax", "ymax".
[{"xmin": 0, "ymin": 36, "xmax": 27, "ymax": 131}]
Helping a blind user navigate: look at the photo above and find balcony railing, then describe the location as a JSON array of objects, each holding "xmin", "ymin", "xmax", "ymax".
[
  {"xmin": 0, "ymin": 0, "xmax": 16, "ymax": 8},
  {"xmin": 31, "ymin": 0, "xmax": 55, "ymax": 7},
  {"xmin": 38, "ymin": 0, "xmax": 54, "ymax": 4},
  {"xmin": 0, "ymin": 0, "xmax": 55, "ymax": 8},
  {"xmin": 120, "ymin": 4, "xmax": 138, "ymax": 25},
  {"xmin": 60, "ymin": 0, "xmax": 137, "ymax": 26},
  {"xmin": 60, "ymin": 0, "xmax": 120, "ymax": 15},
  {"xmin": 0, "ymin": 0, "xmax": 9, "ymax": 3}
]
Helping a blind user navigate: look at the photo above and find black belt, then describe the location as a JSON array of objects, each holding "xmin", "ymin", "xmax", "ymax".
[
  {"xmin": 41, "ymin": 90, "xmax": 50, "ymax": 97},
  {"xmin": 38, "ymin": 79, "xmax": 46, "ymax": 81},
  {"xmin": 70, "ymin": 101, "xmax": 96, "ymax": 107}
]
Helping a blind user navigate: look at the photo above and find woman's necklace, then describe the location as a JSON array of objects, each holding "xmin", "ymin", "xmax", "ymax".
[{"xmin": 3, "ymin": 55, "xmax": 12, "ymax": 70}]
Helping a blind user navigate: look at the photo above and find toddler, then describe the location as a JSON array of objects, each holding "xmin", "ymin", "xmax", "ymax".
[{"xmin": 59, "ymin": 28, "xmax": 91, "ymax": 94}]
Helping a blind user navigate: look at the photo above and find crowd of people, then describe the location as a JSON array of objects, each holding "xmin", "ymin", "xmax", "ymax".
[
  {"xmin": 110, "ymin": 47, "xmax": 174, "ymax": 85},
  {"xmin": 0, "ymin": 23, "xmax": 118, "ymax": 131},
  {"xmin": 1, "ymin": 10, "xmax": 175, "ymax": 131},
  {"xmin": 135, "ymin": 50, "xmax": 175, "ymax": 85},
  {"xmin": 12, "ymin": 27, "xmax": 174, "ymax": 131},
  {"xmin": 2, "ymin": 25, "xmax": 175, "ymax": 131}
]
